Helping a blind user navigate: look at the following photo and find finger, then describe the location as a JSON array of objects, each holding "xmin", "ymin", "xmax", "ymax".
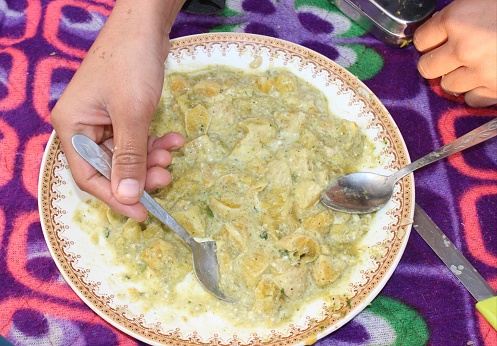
[
  {"xmin": 50, "ymin": 103, "xmax": 148, "ymax": 220},
  {"xmin": 66, "ymin": 146, "xmax": 149, "ymax": 221},
  {"xmin": 149, "ymin": 132, "xmax": 185, "ymax": 151},
  {"xmin": 417, "ymin": 43, "xmax": 462, "ymax": 79},
  {"xmin": 103, "ymin": 133, "xmax": 175, "ymax": 193},
  {"xmin": 440, "ymin": 66, "xmax": 480, "ymax": 95},
  {"xmin": 413, "ymin": 12, "xmax": 448, "ymax": 52},
  {"xmin": 145, "ymin": 166, "xmax": 172, "ymax": 191},
  {"xmin": 82, "ymin": 174, "xmax": 149, "ymax": 221},
  {"xmin": 110, "ymin": 104, "xmax": 152, "ymax": 205},
  {"xmin": 147, "ymin": 148, "xmax": 173, "ymax": 168},
  {"xmin": 464, "ymin": 87, "xmax": 497, "ymax": 108}
]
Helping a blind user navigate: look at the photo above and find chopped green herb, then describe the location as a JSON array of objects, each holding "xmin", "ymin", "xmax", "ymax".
[
  {"xmin": 206, "ymin": 206, "xmax": 214, "ymax": 218},
  {"xmin": 260, "ymin": 231, "xmax": 268, "ymax": 240}
]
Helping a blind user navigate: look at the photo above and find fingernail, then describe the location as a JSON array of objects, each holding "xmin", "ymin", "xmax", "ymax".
[{"xmin": 117, "ymin": 178, "xmax": 141, "ymax": 199}]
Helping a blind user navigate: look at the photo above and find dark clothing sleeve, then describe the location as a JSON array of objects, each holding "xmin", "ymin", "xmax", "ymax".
[{"xmin": 182, "ymin": 0, "xmax": 225, "ymax": 14}]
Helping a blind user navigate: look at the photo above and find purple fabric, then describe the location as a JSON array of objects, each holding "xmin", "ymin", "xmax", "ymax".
[{"xmin": 1, "ymin": 0, "xmax": 496, "ymax": 345}]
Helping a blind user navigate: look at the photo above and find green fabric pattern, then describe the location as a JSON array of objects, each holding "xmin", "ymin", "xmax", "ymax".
[
  {"xmin": 345, "ymin": 44, "xmax": 384, "ymax": 80},
  {"xmin": 367, "ymin": 296, "xmax": 430, "ymax": 346}
]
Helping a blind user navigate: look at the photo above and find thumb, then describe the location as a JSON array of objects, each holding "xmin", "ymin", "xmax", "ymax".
[{"xmin": 110, "ymin": 108, "xmax": 151, "ymax": 205}]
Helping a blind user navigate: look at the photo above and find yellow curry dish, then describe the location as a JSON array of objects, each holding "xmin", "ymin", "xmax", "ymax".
[{"xmin": 74, "ymin": 66, "xmax": 380, "ymax": 327}]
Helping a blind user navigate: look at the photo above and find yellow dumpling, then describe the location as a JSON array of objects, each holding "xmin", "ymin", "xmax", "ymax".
[
  {"xmin": 121, "ymin": 218, "xmax": 141, "ymax": 242},
  {"xmin": 170, "ymin": 75, "xmax": 191, "ymax": 94},
  {"xmin": 254, "ymin": 76, "xmax": 276, "ymax": 93},
  {"xmin": 238, "ymin": 250, "xmax": 271, "ymax": 287},
  {"xmin": 140, "ymin": 239, "xmax": 176, "ymax": 273},
  {"xmin": 271, "ymin": 266, "xmax": 308, "ymax": 300},
  {"xmin": 278, "ymin": 233, "xmax": 321, "ymax": 263},
  {"xmin": 286, "ymin": 147, "xmax": 313, "ymax": 180},
  {"xmin": 193, "ymin": 79, "xmax": 222, "ymax": 96},
  {"xmin": 260, "ymin": 187, "xmax": 290, "ymax": 218},
  {"xmin": 275, "ymin": 71, "xmax": 298, "ymax": 93},
  {"xmin": 298, "ymin": 127, "xmax": 319, "ymax": 149},
  {"xmin": 182, "ymin": 134, "xmax": 217, "ymax": 160},
  {"xmin": 185, "ymin": 104, "xmax": 211, "ymax": 139},
  {"xmin": 229, "ymin": 118, "xmax": 277, "ymax": 161},
  {"xmin": 265, "ymin": 160, "xmax": 292, "ymax": 187},
  {"xmin": 312, "ymin": 255, "xmax": 346, "ymax": 287},
  {"xmin": 240, "ymin": 118, "xmax": 277, "ymax": 143},
  {"xmin": 105, "ymin": 207, "xmax": 126, "ymax": 227},
  {"xmin": 172, "ymin": 205, "xmax": 206, "ymax": 237},
  {"xmin": 294, "ymin": 180, "xmax": 322, "ymax": 209},
  {"xmin": 303, "ymin": 211, "xmax": 334, "ymax": 235},
  {"xmin": 216, "ymin": 222, "xmax": 249, "ymax": 253},
  {"xmin": 273, "ymin": 111, "xmax": 306, "ymax": 134},
  {"xmin": 252, "ymin": 276, "xmax": 283, "ymax": 315},
  {"xmin": 207, "ymin": 174, "xmax": 249, "ymax": 218}
]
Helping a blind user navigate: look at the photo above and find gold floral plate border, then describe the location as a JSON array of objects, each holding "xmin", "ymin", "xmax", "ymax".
[{"xmin": 39, "ymin": 33, "xmax": 414, "ymax": 345}]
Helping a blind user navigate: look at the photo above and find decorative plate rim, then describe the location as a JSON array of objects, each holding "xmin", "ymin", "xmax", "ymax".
[{"xmin": 38, "ymin": 33, "xmax": 414, "ymax": 345}]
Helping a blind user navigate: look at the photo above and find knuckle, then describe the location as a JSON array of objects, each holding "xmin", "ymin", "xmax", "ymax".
[
  {"xmin": 112, "ymin": 148, "xmax": 146, "ymax": 173},
  {"xmin": 438, "ymin": 5, "xmax": 461, "ymax": 30},
  {"xmin": 453, "ymin": 45, "xmax": 472, "ymax": 65}
]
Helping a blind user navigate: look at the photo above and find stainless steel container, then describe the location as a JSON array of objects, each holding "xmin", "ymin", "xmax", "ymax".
[{"xmin": 332, "ymin": 0, "xmax": 437, "ymax": 47}]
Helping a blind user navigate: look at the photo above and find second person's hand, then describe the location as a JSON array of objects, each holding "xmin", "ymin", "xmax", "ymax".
[{"xmin": 414, "ymin": 0, "xmax": 497, "ymax": 107}]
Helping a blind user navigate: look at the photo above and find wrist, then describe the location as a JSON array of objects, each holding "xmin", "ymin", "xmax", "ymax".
[{"xmin": 110, "ymin": 0, "xmax": 186, "ymax": 36}]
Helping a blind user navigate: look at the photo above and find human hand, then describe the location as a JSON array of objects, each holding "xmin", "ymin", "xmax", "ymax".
[
  {"xmin": 413, "ymin": 0, "xmax": 497, "ymax": 107},
  {"xmin": 51, "ymin": 0, "xmax": 186, "ymax": 221}
]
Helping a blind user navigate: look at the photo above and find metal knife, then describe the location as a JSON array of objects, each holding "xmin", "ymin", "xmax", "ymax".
[{"xmin": 413, "ymin": 204, "xmax": 497, "ymax": 330}]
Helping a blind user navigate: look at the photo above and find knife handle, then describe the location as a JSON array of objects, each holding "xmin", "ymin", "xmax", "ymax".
[{"xmin": 476, "ymin": 296, "xmax": 497, "ymax": 331}]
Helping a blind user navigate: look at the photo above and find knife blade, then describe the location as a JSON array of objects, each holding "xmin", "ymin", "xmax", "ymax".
[{"xmin": 413, "ymin": 204, "xmax": 497, "ymax": 330}]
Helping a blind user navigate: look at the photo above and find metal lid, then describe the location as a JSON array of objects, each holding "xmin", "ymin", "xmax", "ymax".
[{"xmin": 333, "ymin": 0, "xmax": 436, "ymax": 47}]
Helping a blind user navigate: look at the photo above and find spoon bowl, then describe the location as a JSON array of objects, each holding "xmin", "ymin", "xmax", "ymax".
[
  {"xmin": 321, "ymin": 172, "xmax": 395, "ymax": 213},
  {"xmin": 321, "ymin": 118, "xmax": 497, "ymax": 214},
  {"xmin": 72, "ymin": 134, "xmax": 233, "ymax": 302}
]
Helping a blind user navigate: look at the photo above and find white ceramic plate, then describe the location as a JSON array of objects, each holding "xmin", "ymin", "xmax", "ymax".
[{"xmin": 39, "ymin": 33, "xmax": 414, "ymax": 345}]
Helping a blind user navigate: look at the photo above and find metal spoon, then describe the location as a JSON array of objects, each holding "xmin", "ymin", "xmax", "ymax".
[
  {"xmin": 71, "ymin": 134, "xmax": 232, "ymax": 302},
  {"xmin": 321, "ymin": 118, "xmax": 497, "ymax": 214}
]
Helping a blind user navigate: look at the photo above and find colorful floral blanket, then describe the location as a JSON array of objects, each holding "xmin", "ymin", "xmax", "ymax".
[{"xmin": 1, "ymin": 0, "xmax": 496, "ymax": 345}]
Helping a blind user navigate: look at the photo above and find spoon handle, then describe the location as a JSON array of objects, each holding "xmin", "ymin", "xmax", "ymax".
[
  {"xmin": 393, "ymin": 117, "xmax": 497, "ymax": 181},
  {"xmin": 71, "ymin": 134, "xmax": 197, "ymax": 247},
  {"xmin": 139, "ymin": 192, "xmax": 198, "ymax": 247}
]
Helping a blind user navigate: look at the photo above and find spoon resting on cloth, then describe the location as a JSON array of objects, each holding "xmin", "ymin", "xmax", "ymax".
[
  {"xmin": 71, "ymin": 134, "xmax": 233, "ymax": 302},
  {"xmin": 321, "ymin": 117, "xmax": 497, "ymax": 214}
]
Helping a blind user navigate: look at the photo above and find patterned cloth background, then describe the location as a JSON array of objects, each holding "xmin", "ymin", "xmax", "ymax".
[{"xmin": 0, "ymin": 0, "xmax": 496, "ymax": 345}]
